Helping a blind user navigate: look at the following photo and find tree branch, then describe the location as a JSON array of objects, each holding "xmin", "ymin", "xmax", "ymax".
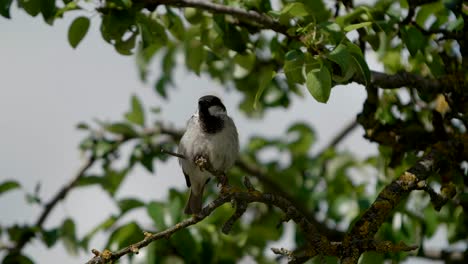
[
  {"xmin": 316, "ymin": 118, "xmax": 359, "ymax": 156},
  {"xmin": 85, "ymin": 177, "xmax": 326, "ymax": 263},
  {"xmin": 148, "ymin": 0, "xmax": 289, "ymax": 35},
  {"xmin": 340, "ymin": 142, "xmax": 458, "ymax": 263},
  {"xmin": 86, "ymin": 177, "xmax": 417, "ymax": 263},
  {"xmin": 352, "ymin": 70, "xmax": 446, "ymax": 93},
  {"xmin": 12, "ymin": 156, "xmax": 96, "ymax": 252},
  {"xmin": 157, "ymin": 125, "xmax": 346, "ymax": 240},
  {"xmin": 12, "ymin": 128, "xmax": 162, "ymax": 253}
]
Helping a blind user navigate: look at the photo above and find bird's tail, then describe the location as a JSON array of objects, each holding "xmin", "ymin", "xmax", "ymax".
[{"xmin": 184, "ymin": 190, "xmax": 203, "ymax": 215}]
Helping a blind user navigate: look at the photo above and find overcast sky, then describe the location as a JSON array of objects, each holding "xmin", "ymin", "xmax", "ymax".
[{"xmin": 0, "ymin": 7, "xmax": 394, "ymax": 264}]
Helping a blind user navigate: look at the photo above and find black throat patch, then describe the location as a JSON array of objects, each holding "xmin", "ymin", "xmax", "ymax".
[{"xmin": 199, "ymin": 109, "xmax": 224, "ymax": 134}]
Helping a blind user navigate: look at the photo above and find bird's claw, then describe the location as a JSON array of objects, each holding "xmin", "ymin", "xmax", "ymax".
[
  {"xmin": 194, "ymin": 156, "xmax": 208, "ymax": 171},
  {"xmin": 217, "ymin": 173, "xmax": 231, "ymax": 194}
]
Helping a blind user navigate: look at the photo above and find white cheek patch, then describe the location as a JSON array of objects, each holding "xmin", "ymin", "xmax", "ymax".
[{"xmin": 208, "ymin": 105, "xmax": 226, "ymax": 116}]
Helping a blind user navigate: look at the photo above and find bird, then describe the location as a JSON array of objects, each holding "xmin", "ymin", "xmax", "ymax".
[{"xmin": 178, "ymin": 95, "xmax": 239, "ymax": 215}]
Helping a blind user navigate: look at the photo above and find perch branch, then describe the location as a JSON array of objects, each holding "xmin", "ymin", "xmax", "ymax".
[
  {"xmin": 85, "ymin": 178, "xmax": 326, "ymax": 263},
  {"xmin": 86, "ymin": 176, "xmax": 417, "ymax": 263},
  {"xmin": 157, "ymin": 125, "xmax": 345, "ymax": 240}
]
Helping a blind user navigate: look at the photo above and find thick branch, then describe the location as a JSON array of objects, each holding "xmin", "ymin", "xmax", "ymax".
[
  {"xmin": 148, "ymin": 0, "xmax": 289, "ymax": 34},
  {"xmin": 353, "ymin": 70, "xmax": 446, "ymax": 93},
  {"xmin": 340, "ymin": 142, "xmax": 458, "ymax": 263}
]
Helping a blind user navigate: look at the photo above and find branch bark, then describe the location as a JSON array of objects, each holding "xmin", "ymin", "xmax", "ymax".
[
  {"xmin": 158, "ymin": 125, "xmax": 346, "ymax": 240},
  {"xmin": 340, "ymin": 142, "xmax": 458, "ymax": 263},
  {"xmin": 148, "ymin": 0, "xmax": 289, "ymax": 34},
  {"xmin": 12, "ymin": 156, "xmax": 96, "ymax": 252},
  {"xmin": 12, "ymin": 129, "xmax": 161, "ymax": 253},
  {"xmin": 85, "ymin": 179, "xmax": 326, "ymax": 264},
  {"xmin": 85, "ymin": 178, "xmax": 417, "ymax": 264},
  {"xmin": 141, "ymin": 1, "xmax": 452, "ymax": 93}
]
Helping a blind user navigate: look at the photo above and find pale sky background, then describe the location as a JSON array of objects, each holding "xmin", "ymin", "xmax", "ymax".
[{"xmin": 0, "ymin": 5, "xmax": 445, "ymax": 264}]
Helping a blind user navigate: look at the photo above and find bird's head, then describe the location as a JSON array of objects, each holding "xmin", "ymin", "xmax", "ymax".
[{"xmin": 198, "ymin": 95, "xmax": 226, "ymax": 116}]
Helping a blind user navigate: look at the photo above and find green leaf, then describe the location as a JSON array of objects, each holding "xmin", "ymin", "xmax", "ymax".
[
  {"xmin": 300, "ymin": 0, "xmax": 330, "ymax": 22},
  {"xmin": 171, "ymin": 229, "xmax": 198, "ymax": 261},
  {"xmin": 306, "ymin": 64, "xmax": 332, "ymax": 103},
  {"xmin": 114, "ymin": 31, "xmax": 137, "ymax": 55},
  {"xmin": 253, "ymin": 65, "xmax": 275, "ymax": 109},
  {"xmin": 7, "ymin": 225, "xmax": 35, "ymax": 243},
  {"xmin": 0, "ymin": 0, "xmax": 12, "ymax": 18},
  {"xmin": 68, "ymin": 16, "xmax": 90, "ymax": 48},
  {"xmin": 105, "ymin": 122, "xmax": 138, "ymax": 137},
  {"xmin": 18, "ymin": 0, "xmax": 41, "ymax": 16},
  {"xmin": 125, "ymin": 95, "xmax": 145, "ymax": 126},
  {"xmin": 115, "ymin": 0, "xmax": 131, "ymax": 8},
  {"xmin": 184, "ymin": 7, "xmax": 204, "ymax": 24},
  {"xmin": 280, "ymin": 2, "xmax": 309, "ymax": 17},
  {"xmin": 348, "ymin": 43, "xmax": 371, "ymax": 85},
  {"xmin": 0, "ymin": 180, "xmax": 20, "ymax": 195},
  {"xmin": 284, "ymin": 50, "xmax": 305, "ymax": 84},
  {"xmin": 106, "ymin": 222, "xmax": 141, "ymax": 250},
  {"xmin": 360, "ymin": 251, "xmax": 385, "ymax": 264},
  {"xmin": 344, "ymin": 21, "xmax": 372, "ymax": 32},
  {"xmin": 136, "ymin": 14, "xmax": 167, "ymax": 49},
  {"xmin": 327, "ymin": 43, "xmax": 355, "ymax": 82},
  {"xmin": 147, "ymin": 201, "xmax": 167, "ymax": 230},
  {"xmin": 76, "ymin": 122, "xmax": 89, "ymax": 130},
  {"xmin": 155, "ymin": 75, "xmax": 170, "ymax": 98},
  {"xmin": 234, "ymin": 52, "xmax": 256, "ymax": 73},
  {"xmin": 101, "ymin": 10, "xmax": 136, "ymax": 45},
  {"xmin": 424, "ymin": 206, "xmax": 438, "ymax": 238},
  {"xmin": 214, "ymin": 15, "xmax": 247, "ymax": 53},
  {"xmin": 118, "ymin": 198, "xmax": 145, "ymax": 215},
  {"xmin": 164, "ymin": 8, "xmax": 185, "ymax": 40},
  {"xmin": 80, "ymin": 216, "xmax": 117, "ymax": 249},
  {"xmin": 2, "ymin": 253, "xmax": 34, "ymax": 264},
  {"xmin": 76, "ymin": 175, "xmax": 103, "ymax": 187},
  {"xmin": 185, "ymin": 38, "xmax": 204, "ymax": 75},
  {"xmin": 61, "ymin": 218, "xmax": 78, "ymax": 255},
  {"xmin": 335, "ymin": 6, "xmax": 369, "ymax": 27},
  {"xmin": 95, "ymin": 141, "xmax": 114, "ymax": 158},
  {"xmin": 40, "ymin": 0, "xmax": 57, "ymax": 24},
  {"xmin": 103, "ymin": 169, "xmax": 128, "ymax": 196},
  {"xmin": 42, "ymin": 228, "xmax": 60, "ymax": 248},
  {"xmin": 287, "ymin": 123, "xmax": 315, "ymax": 155},
  {"xmin": 400, "ymin": 25, "xmax": 427, "ymax": 56}
]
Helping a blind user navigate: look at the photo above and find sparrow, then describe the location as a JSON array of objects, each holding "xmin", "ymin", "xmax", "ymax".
[{"xmin": 178, "ymin": 95, "xmax": 239, "ymax": 215}]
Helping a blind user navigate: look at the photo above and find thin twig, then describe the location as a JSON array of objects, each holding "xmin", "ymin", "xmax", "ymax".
[
  {"xmin": 13, "ymin": 156, "xmax": 96, "ymax": 252},
  {"xmin": 12, "ymin": 129, "xmax": 160, "ymax": 253},
  {"xmin": 161, "ymin": 148, "xmax": 186, "ymax": 159},
  {"xmin": 316, "ymin": 119, "xmax": 359, "ymax": 156}
]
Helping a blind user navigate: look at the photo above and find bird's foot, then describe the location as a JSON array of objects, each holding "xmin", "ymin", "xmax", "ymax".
[
  {"xmin": 194, "ymin": 156, "xmax": 208, "ymax": 171},
  {"xmin": 217, "ymin": 173, "xmax": 231, "ymax": 194}
]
